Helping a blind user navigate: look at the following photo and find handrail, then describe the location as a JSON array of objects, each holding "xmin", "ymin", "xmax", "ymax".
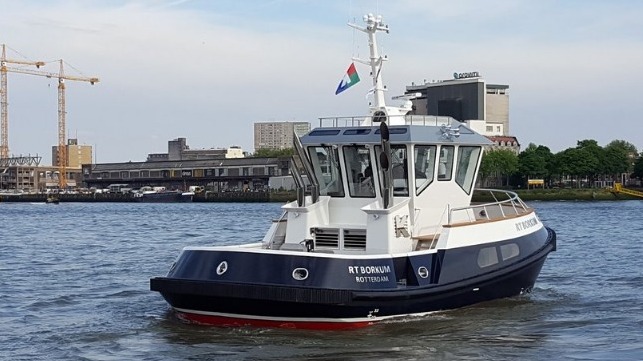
[
  {"xmin": 317, "ymin": 114, "xmax": 458, "ymax": 128},
  {"xmin": 292, "ymin": 131, "xmax": 319, "ymax": 204},
  {"xmin": 447, "ymin": 188, "xmax": 530, "ymax": 225},
  {"xmin": 265, "ymin": 211, "xmax": 288, "ymax": 249},
  {"xmin": 289, "ymin": 157, "xmax": 305, "ymax": 207}
]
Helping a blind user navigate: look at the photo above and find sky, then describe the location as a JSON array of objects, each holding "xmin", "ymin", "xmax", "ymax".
[{"xmin": 1, "ymin": 0, "xmax": 643, "ymax": 164}]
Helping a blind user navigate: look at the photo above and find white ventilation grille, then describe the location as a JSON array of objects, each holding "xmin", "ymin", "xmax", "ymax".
[
  {"xmin": 343, "ymin": 229, "xmax": 366, "ymax": 250},
  {"xmin": 313, "ymin": 228, "xmax": 339, "ymax": 249}
]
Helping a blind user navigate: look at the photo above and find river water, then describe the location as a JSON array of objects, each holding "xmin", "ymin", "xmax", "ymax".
[{"xmin": 1, "ymin": 200, "xmax": 642, "ymax": 360}]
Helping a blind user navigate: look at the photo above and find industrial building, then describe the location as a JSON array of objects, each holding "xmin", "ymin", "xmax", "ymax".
[
  {"xmin": 254, "ymin": 121, "xmax": 310, "ymax": 151},
  {"xmin": 82, "ymin": 122, "xmax": 310, "ymax": 192},
  {"xmin": 82, "ymin": 156, "xmax": 290, "ymax": 192},
  {"xmin": 52, "ymin": 138, "xmax": 93, "ymax": 168},
  {"xmin": 146, "ymin": 137, "xmax": 246, "ymax": 162},
  {"xmin": 0, "ymin": 155, "xmax": 84, "ymax": 192},
  {"xmin": 1, "ymin": 138, "xmax": 91, "ymax": 192},
  {"xmin": 82, "ymin": 137, "xmax": 290, "ymax": 191},
  {"xmin": 406, "ymin": 72, "xmax": 517, "ymax": 153}
]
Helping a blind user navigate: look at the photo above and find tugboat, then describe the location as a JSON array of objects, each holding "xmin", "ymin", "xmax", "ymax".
[{"xmin": 150, "ymin": 13, "xmax": 556, "ymax": 330}]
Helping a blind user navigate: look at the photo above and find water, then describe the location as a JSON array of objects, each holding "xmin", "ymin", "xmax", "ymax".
[{"xmin": 1, "ymin": 201, "xmax": 642, "ymax": 360}]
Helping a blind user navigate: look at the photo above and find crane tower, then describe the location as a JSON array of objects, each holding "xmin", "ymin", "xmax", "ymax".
[
  {"xmin": 0, "ymin": 44, "xmax": 45, "ymax": 159},
  {"xmin": 3, "ymin": 59, "xmax": 98, "ymax": 188}
]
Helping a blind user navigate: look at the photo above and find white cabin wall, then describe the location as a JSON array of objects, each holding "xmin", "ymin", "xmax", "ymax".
[
  {"xmin": 282, "ymin": 196, "xmax": 331, "ymax": 244},
  {"xmin": 327, "ymin": 197, "xmax": 374, "ymax": 226},
  {"xmin": 412, "ymin": 181, "xmax": 472, "ymax": 235},
  {"xmin": 362, "ymin": 198, "xmax": 413, "ymax": 253}
]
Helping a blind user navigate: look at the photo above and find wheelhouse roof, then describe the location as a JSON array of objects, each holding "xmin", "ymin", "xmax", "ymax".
[{"xmin": 299, "ymin": 123, "xmax": 493, "ymax": 147}]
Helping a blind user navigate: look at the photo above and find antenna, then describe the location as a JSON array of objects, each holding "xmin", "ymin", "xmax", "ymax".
[{"xmin": 349, "ymin": 13, "xmax": 389, "ymax": 110}]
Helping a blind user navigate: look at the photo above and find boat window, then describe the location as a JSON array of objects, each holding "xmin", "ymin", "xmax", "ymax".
[
  {"xmin": 307, "ymin": 146, "xmax": 345, "ymax": 197},
  {"xmin": 391, "ymin": 145, "xmax": 409, "ymax": 196},
  {"xmin": 309, "ymin": 129, "xmax": 341, "ymax": 136},
  {"xmin": 500, "ymin": 243, "xmax": 520, "ymax": 261},
  {"xmin": 343, "ymin": 129, "xmax": 371, "ymax": 135},
  {"xmin": 342, "ymin": 145, "xmax": 375, "ymax": 198},
  {"xmin": 414, "ymin": 145, "xmax": 437, "ymax": 195},
  {"xmin": 477, "ymin": 247, "xmax": 499, "ymax": 268},
  {"xmin": 374, "ymin": 145, "xmax": 409, "ymax": 196},
  {"xmin": 437, "ymin": 145, "xmax": 454, "ymax": 181},
  {"xmin": 374, "ymin": 128, "xmax": 408, "ymax": 135},
  {"xmin": 455, "ymin": 146, "xmax": 481, "ymax": 194}
]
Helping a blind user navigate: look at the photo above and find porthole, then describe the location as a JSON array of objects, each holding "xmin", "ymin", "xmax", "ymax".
[
  {"xmin": 500, "ymin": 243, "xmax": 520, "ymax": 261},
  {"xmin": 292, "ymin": 268, "xmax": 309, "ymax": 281},
  {"xmin": 477, "ymin": 247, "xmax": 499, "ymax": 268},
  {"xmin": 418, "ymin": 266, "xmax": 429, "ymax": 279},
  {"xmin": 216, "ymin": 261, "xmax": 228, "ymax": 275}
]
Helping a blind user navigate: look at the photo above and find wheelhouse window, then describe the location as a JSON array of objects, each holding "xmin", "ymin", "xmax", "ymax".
[
  {"xmin": 391, "ymin": 145, "xmax": 409, "ymax": 196},
  {"xmin": 375, "ymin": 144, "xmax": 409, "ymax": 196},
  {"xmin": 342, "ymin": 145, "xmax": 375, "ymax": 198},
  {"xmin": 438, "ymin": 145, "xmax": 455, "ymax": 181},
  {"xmin": 308, "ymin": 146, "xmax": 344, "ymax": 197},
  {"xmin": 414, "ymin": 145, "xmax": 436, "ymax": 195},
  {"xmin": 455, "ymin": 146, "xmax": 481, "ymax": 194}
]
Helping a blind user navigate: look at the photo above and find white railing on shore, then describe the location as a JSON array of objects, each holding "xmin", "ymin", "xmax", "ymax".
[{"xmin": 448, "ymin": 189, "xmax": 530, "ymax": 225}]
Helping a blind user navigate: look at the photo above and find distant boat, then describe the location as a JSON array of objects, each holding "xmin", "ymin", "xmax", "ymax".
[
  {"xmin": 133, "ymin": 187, "xmax": 192, "ymax": 203},
  {"xmin": 45, "ymin": 196, "xmax": 59, "ymax": 204}
]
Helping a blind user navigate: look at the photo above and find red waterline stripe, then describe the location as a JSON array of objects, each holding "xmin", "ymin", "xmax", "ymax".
[{"xmin": 176, "ymin": 311, "xmax": 374, "ymax": 330}]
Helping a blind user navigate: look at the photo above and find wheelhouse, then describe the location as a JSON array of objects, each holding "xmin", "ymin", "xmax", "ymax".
[{"xmin": 286, "ymin": 115, "xmax": 490, "ymax": 239}]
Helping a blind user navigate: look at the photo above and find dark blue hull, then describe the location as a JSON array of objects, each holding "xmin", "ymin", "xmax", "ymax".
[{"xmin": 150, "ymin": 227, "xmax": 556, "ymax": 329}]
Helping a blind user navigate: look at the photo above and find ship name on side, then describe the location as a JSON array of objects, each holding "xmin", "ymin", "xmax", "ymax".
[
  {"xmin": 515, "ymin": 217, "xmax": 539, "ymax": 231},
  {"xmin": 348, "ymin": 265, "xmax": 391, "ymax": 283}
]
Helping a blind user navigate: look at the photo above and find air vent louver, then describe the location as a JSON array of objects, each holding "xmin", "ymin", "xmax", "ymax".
[
  {"xmin": 343, "ymin": 229, "xmax": 366, "ymax": 250},
  {"xmin": 313, "ymin": 228, "xmax": 339, "ymax": 249}
]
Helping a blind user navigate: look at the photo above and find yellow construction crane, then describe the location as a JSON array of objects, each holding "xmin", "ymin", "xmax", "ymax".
[
  {"xmin": 0, "ymin": 44, "xmax": 45, "ymax": 159},
  {"xmin": 3, "ymin": 59, "xmax": 98, "ymax": 189}
]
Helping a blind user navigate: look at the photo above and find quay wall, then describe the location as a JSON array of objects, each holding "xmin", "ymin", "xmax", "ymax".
[
  {"xmin": 0, "ymin": 191, "xmax": 296, "ymax": 203},
  {"xmin": 0, "ymin": 188, "xmax": 636, "ymax": 203}
]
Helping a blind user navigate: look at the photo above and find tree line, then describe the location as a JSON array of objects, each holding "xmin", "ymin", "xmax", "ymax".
[{"xmin": 480, "ymin": 139, "xmax": 643, "ymax": 188}]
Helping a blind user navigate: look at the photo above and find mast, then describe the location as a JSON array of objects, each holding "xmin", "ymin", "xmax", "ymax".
[{"xmin": 349, "ymin": 14, "xmax": 389, "ymax": 110}]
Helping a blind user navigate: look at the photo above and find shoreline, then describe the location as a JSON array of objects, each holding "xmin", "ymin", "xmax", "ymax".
[
  {"xmin": 513, "ymin": 188, "xmax": 640, "ymax": 201},
  {"xmin": 1, "ymin": 188, "xmax": 640, "ymax": 203}
]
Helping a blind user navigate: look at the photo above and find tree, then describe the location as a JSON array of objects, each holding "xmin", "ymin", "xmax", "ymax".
[
  {"xmin": 604, "ymin": 140, "xmax": 637, "ymax": 175},
  {"xmin": 556, "ymin": 147, "xmax": 599, "ymax": 187},
  {"xmin": 575, "ymin": 139, "xmax": 605, "ymax": 183},
  {"xmin": 479, "ymin": 149, "xmax": 518, "ymax": 187},
  {"xmin": 253, "ymin": 148, "xmax": 295, "ymax": 157},
  {"xmin": 633, "ymin": 154, "xmax": 643, "ymax": 180},
  {"xmin": 603, "ymin": 144, "xmax": 630, "ymax": 177},
  {"xmin": 518, "ymin": 143, "xmax": 553, "ymax": 186}
]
